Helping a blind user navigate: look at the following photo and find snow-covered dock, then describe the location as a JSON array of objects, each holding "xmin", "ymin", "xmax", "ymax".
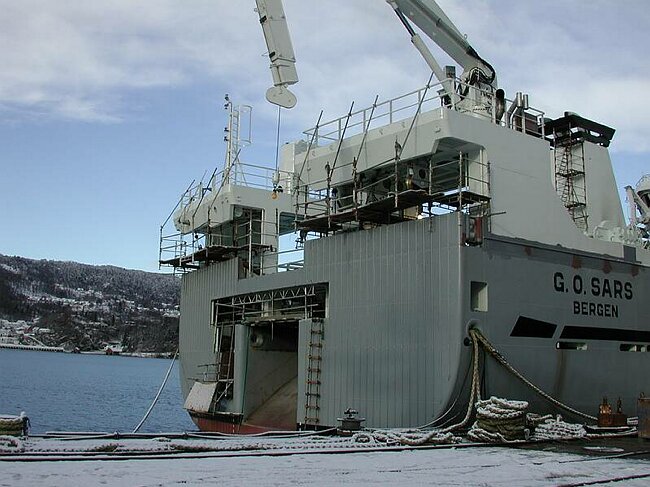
[{"xmin": 2, "ymin": 434, "xmax": 650, "ymax": 486}]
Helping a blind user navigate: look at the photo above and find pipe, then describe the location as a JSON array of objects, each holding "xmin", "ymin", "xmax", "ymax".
[
  {"xmin": 507, "ymin": 92, "xmax": 526, "ymax": 131},
  {"xmin": 495, "ymin": 89, "xmax": 506, "ymax": 123}
]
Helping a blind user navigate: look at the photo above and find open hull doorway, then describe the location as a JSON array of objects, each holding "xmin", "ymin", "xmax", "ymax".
[{"xmin": 242, "ymin": 320, "xmax": 299, "ymax": 431}]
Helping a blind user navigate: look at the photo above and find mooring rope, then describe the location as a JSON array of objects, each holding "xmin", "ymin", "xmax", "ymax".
[
  {"xmin": 440, "ymin": 328, "xmax": 482, "ymax": 433},
  {"xmin": 355, "ymin": 328, "xmax": 482, "ymax": 446},
  {"xmin": 132, "ymin": 349, "xmax": 179, "ymax": 434},
  {"xmin": 358, "ymin": 326, "xmax": 600, "ymax": 447},
  {"xmin": 470, "ymin": 329, "xmax": 597, "ymax": 422}
]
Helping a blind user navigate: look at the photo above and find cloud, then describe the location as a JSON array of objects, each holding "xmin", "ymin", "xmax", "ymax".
[
  {"xmin": 0, "ymin": 1, "xmax": 253, "ymax": 121},
  {"xmin": 434, "ymin": 0, "xmax": 650, "ymax": 152},
  {"xmin": 1, "ymin": 0, "xmax": 649, "ymax": 152}
]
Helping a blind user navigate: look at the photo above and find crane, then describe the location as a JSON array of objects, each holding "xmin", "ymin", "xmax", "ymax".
[
  {"xmin": 254, "ymin": 0, "xmax": 298, "ymax": 109},
  {"xmin": 386, "ymin": 0, "xmax": 500, "ymax": 114},
  {"xmin": 626, "ymin": 176, "xmax": 650, "ymax": 245},
  {"xmin": 253, "ymin": 0, "xmax": 499, "ymax": 113}
]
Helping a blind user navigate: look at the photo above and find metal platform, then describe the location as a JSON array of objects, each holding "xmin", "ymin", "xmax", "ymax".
[
  {"xmin": 297, "ymin": 189, "xmax": 489, "ymax": 233},
  {"xmin": 297, "ymin": 189, "xmax": 440, "ymax": 233},
  {"xmin": 160, "ymin": 243, "xmax": 272, "ymax": 269},
  {"xmin": 434, "ymin": 190, "xmax": 490, "ymax": 209}
]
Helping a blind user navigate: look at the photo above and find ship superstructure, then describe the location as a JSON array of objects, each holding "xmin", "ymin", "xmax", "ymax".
[{"xmin": 160, "ymin": 0, "xmax": 650, "ymax": 433}]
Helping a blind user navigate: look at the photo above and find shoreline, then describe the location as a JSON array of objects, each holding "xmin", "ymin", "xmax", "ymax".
[
  {"xmin": 0, "ymin": 343, "xmax": 65, "ymax": 353},
  {"xmin": 0, "ymin": 344, "xmax": 174, "ymax": 358}
]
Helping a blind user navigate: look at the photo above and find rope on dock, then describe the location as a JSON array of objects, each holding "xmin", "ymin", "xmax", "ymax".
[
  {"xmin": 353, "ymin": 330, "xmax": 483, "ymax": 446},
  {"xmin": 467, "ymin": 396, "xmax": 529, "ymax": 443},
  {"xmin": 354, "ymin": 326, "xmax": 602, "ymax": 447},
  {"xmin": 469, "ymin": 328, "xmax": 598, "ymax": 422},
  {"xmin": 530, "ymin": 418, "xmax": 586, "ymax": 441},
  {"xmin": 132, "ymin": 349, "xmax": 178, "ymax": 434},
  {"xmin": 0, "ymin": 436, "xmax": 24, "ymax": 453}
]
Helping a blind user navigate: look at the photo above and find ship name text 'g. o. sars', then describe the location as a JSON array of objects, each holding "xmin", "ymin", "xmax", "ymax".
[{"xmin": 553, "ymin": 271, "xmax": 634, "ymax": 319}]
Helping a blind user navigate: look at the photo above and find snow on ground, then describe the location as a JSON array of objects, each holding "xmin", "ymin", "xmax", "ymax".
[{"xmin": 2, "ymin": 443, "xmax": 650, "ymax": 486}]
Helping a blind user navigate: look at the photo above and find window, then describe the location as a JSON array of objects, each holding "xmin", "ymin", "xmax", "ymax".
[
  {"xmin": 556, "ymin": 341, "xmax": 587, "ymax": 351},
  {"xmin": 471, "ymin": 281, "xmax": 488, "ymax": 312}
]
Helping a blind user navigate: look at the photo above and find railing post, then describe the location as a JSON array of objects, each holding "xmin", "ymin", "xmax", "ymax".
[
  {"xmin": 248, "ymin": 212, "xmax": 253, "ymax": 277},
  {"xmin": 325, "ymin": 163, "xmax": 332, "ymax": 229},
  {"xmin": 491, "ymin": 91, "xmax": 496, "ymax": 124},
  {"xmin": 394, "ymin": 141, "xmax": 401, "ymax": 208},
  {"xmin": 458, "ymin": 151, "xmax": 463, "ymax": 211}
]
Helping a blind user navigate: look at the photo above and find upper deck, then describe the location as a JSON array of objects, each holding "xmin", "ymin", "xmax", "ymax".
[{"xmin": 160, "ymin": 77, "xmax": 649, "ymax": 275}]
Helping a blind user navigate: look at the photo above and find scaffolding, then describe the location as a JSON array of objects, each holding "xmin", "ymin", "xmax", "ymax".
[
  {"xmin": 159, "ymin": 160, "xmax": 298, "ymax": 275},
  {"xmin": 287, "ymin": 78, "xmax": 549, "ymax": 241},
  {"xmin": 160, "ymin": 207, "xmax": 273, "ymax": 275},
  {"xmin": 212, "ymin": 285, "xmax": 327, "ymax": 325},
  {"xmin": 293, "ymin": 144, "xmax": 491, "ymax": 240},
  {"xmin": 161, "ymin": 80, "xmax": 549, "ymax": 272}
]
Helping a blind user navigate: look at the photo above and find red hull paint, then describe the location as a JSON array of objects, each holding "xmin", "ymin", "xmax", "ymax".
[{"xmin": 189, "ymin": 412, "xmax": 296, "ymax": 434}]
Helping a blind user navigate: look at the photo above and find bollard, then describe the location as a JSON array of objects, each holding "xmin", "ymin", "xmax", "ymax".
[{"xmin": 638, "ymin": 395, "xmax": 650, "ymax": 439}]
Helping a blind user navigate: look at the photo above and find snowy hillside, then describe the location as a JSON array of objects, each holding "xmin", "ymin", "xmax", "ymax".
[{"xmin": 0, "ymin": 254, "xmax": 180, "ymax": 353}]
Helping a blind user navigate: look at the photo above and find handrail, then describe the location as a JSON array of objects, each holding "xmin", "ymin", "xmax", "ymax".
[
  {"xmin": 159, "ymin": 211, "xmax": 307, "ymax": 276},
  {"xmin": 303, "ymin": 78, "xmax": 545, "ymax": 146}
]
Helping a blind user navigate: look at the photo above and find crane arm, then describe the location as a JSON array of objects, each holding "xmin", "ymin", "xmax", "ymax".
[
  {"xmin": 626, "ymin": 184, "xmax": 650, "ymax": 226},
  {"xmin": 255, "ymin": 0, "xmax": 298, "ymax": 108},
  {"xmin": 387, "ymin": 0, "xmax": 496, "ymax": 88}
]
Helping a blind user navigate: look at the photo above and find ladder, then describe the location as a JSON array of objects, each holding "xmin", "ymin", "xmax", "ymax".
[
  {"xmin": 223, "ymin": 100, "xmax": 252, "ymax": 185},
  {"xmin": 304, "ymin": 318, "xmax": 324, "ymax": 427},
  {"xmin": 554, "ymin": 134, "xmax": 588, "ymax": 231}
]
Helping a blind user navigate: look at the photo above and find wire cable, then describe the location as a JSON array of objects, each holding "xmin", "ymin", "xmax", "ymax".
[{"xmin": 132, "ymin": 349, "xmax": 179, "ymax": 433}]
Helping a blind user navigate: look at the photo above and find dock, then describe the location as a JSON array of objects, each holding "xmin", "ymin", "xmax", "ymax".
[
  {"xmin": 0, "ymin": 343, "xmax": 65, "ymax": 353},
  {"xmin": 1, "ymin": 434, "xmax": 650, "ymax": 486}
]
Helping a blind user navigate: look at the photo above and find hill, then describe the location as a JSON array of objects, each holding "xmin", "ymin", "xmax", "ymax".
[{"xmin": 0, "ymin": 254, "xmax": 180, "ymax": 353}]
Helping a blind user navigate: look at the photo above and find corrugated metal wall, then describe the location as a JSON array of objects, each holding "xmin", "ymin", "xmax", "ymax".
[
  {"xmin": 178, "ymin": 259, "xmax": 238, "ymax": 399},
  {"xmin": 304, "ymin": 215, "xmax": 464, "ymax": 428},
  {"xmin": 179, "ymin": 214, "xmax": 467, "ymax": 429}
]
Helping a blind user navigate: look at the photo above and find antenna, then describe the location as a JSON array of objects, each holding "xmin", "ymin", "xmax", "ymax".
[{"xmin": 222, "ymin": 95, "xmax": 252, "ymax": 185}]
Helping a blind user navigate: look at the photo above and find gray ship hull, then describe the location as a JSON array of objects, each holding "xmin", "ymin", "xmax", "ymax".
[{"xmin": 178, "ymin": 214, "xmax": 648, "ymax": 430}]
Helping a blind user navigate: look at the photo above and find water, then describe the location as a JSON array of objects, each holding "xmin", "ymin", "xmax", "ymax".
[{"xmin": 0, "ymin": 348, "xmax": 196, "ymax": 434}]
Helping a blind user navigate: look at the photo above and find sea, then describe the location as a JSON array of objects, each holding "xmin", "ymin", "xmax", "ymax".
[{"xmin": 0, "ymin": 348, "xmax": 196, "ymax": 434}]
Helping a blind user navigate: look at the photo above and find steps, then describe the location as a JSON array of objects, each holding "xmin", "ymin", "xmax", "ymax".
[{"xmin": 304, "ymin": 319, "xmax": 324, "ymax": 426}]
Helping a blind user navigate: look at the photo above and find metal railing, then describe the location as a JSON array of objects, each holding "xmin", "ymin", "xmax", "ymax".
[
  {"xmin": 160, "ymin": 214, "xmax": 305, "ymax": 276},
  {"xmin": 161, "ymin": 79, "xmax": 544, "ymax": 270},
  {"xmin": 302, "ymin": 78, "xmax": 546, "ymax": 147},
  {"xmin": 179, "ymin": 162, "xmax": 294, "ymax": 211}
]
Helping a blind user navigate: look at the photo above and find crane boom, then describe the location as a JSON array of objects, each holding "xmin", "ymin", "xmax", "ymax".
[
  {"xmin": 255, "ymin": 0, "xmax": 298, "ymax": 108},
  {"xmin": 387, "ymin": 0, "xmax": 496, "ymax": 89}
]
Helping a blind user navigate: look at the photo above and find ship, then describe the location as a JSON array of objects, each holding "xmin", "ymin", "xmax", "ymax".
[{"xmin": 159, "ymin": 0, "xmax": 650, "ymax": 433}]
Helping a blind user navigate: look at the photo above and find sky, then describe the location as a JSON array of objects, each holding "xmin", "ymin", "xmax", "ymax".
[{"xmin": 0, "ymin": 0, "xmax": 648, "ymax": 272}]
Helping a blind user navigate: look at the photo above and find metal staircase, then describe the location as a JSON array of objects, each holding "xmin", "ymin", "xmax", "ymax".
[
  {"xmin": 304, "ymin": 318, "xmax": 324, "ymax": 427},
  {"xmin": 554, "ymin": 136, "xmax": 588, "ymax": 232},
  {"xmin": 547, "ymin": 112, "xmax": 616, "ymax": 234}
]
